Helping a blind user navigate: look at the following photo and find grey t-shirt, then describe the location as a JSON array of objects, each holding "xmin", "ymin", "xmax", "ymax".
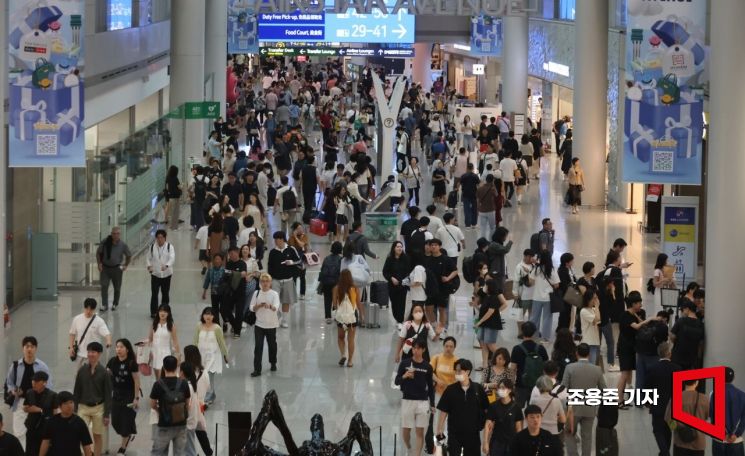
[{"xmin": 97, "ymin": 240, "xmax": 132, "ymax": 267}]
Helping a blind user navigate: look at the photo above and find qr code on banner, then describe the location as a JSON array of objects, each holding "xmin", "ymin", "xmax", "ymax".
[
  {"xmin": 652, "ymin": 149, "xmax": 674, "ymax": 173},
  {"xmin": 35, "ymin": 134, "xmax": 59, "ymax": 156}
]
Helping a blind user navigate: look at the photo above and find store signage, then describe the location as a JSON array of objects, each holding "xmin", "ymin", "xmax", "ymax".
[
  {"xmin": 472, "ymin": 64, "xmax": 485, "ymax": 75},
  {"xmin": 542, "ymin": 61, "xmax": 569, "ymax": 77},
  {"xmin": 8, "ymin": 0, "xmax": 86, "ymax": 167},
  {"xmin": 239, "ymin": 0, "xmax": 511, "ymax": 15},
  {"xmin": 228, "ymin": 0, "xmax": 259, "ymax": 53},
  {"xmin": 257, "ymin": 0, "xmax": 415, "ymax": 43},
  {"xmin": 340, "ymin": 47, "xmax": 415, "ymax": 57},
  {"xmin": 622, "ymin": 0, "xmax": 708, "ymax": 185},
  {"xmin": 260, "ymin": 45, "xmax": 414, "ymax": 57},
  {"xmin": 470, "ymin": 15, "xmax": 502, "ymax": 56},
  {"xmin": 184, "ymin": 102, "xmax": 221, "ymax": 119},
  {"xmin": 661, "ymin": 196, "xmax": 698, "ymax": 283},
  {"xmin": 259, "ymin": 46, "xmax": 340, "ymax": 56}
]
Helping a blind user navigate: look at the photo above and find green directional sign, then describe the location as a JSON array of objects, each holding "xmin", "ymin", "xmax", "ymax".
[
  {"xmin": 183, "ymin": 101, "xmax": 221, "ymax": 119},
  {"xmin": 259, "ymin": 46, "xmax": 340, "ymax": 57}
]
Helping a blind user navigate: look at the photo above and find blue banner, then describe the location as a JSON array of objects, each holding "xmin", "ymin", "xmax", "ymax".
[
  {"xmin": 470, "ymin": 16, "xmax": 502, "ymax": 56},
  {"xmin": 228, "ymin": 0, "xmax": 258, "ymax": 54},
  {"xmin": 8, "ymin": 0, "xmax": 85, "ymax": 167},
  {"xmin": 622, "ymin": 0, "xmax": 708, "ymax": 184}
]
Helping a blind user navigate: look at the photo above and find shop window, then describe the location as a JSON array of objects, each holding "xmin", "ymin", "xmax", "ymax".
[{"xmin": 559, "ymin": 0, "xmax": 575, "ymax": 21}]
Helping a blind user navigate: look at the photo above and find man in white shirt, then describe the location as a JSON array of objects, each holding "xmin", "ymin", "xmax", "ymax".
[
  {"xmin": 256, "ymin": 162, "xmax": 271, "ymax": 209},
  {"xmin": 529, "ymin": 360, "xmax": 569, "ymax": 405},
  {"xmin": 515, "ymin": 249, "xmax": 535, "ymax": 324},
  {"xmin": 497, "ymin": 112, "xmax": 511, "ymax": 144},
  {"xmin": 194, "ymin": 223, "xmax": 210, "ymax": 275},
  {"xmin": 274, "ymin": 175, "xmax": 300, "ymax": 233},
  {"xmin": 498, "ymin": 150, "xmax": 517, "ymax": 207},
  {"xmin": 68, "ymin": 298, "xmax": 112, "ymax": 366},
  {"xmin": 146, "ymin": 229, "xmax": 175, "ymax": 318},
  {"xmin": 436, "ymin": 213, "xmax": 465, "ymax": 260},
  {"xmin": 425, "ymin": 205, "xmax": 444, "ymax": 237}
]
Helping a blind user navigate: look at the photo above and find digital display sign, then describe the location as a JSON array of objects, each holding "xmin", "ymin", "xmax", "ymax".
[
  {"xmin": 108, "ymin": 0, "xmax": 132, "ymax": 31},
  {"xmin": 257, "ymin": 1, "xmax": 415, "ymax": 44}
]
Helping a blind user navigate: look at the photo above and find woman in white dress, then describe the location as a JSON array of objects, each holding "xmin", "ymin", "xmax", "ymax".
[
  {"xmin": 183, "ymin": 344, "xmax": 213, "ymax": 455},
  {"xmin": 148, "ymin": 304, "xmax": 180, "ymax": 379},
  {"xmin": 193, "ymin": 307, "xmax": 228, "ymax": 404},
  {"xmin": 244, "ymin": 193, "xmax": 266, "ymax": 239},
  {"xmin": 652, "ymin": 253, "xmax": 676, "ymax": 311},
  {"xmin": 240, "ymin": 244, "xmax": 261, "ymax": 320}
]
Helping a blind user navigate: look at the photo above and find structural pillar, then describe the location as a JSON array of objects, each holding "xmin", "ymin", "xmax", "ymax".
[
  {"xmin": 0, "ymin": 0, "xmax": 8, "ymax": 372},
  {"xmin": 170, "ymin": 0, "xmax": 206, "ymax": 178},
  {"xmin": 572, "ymin": 0, "xmax": 608, "ymax": 206},
  {"xmin": 205, "ymin": 0, "xmax": 228, "ymax": 117},
  {"xmin": 502, "ymin": 14, "xmax": 528, "ymax": 115},
  {"xmin": 705, "ymin": 0, "xmax": 745, "ymax": 389},
  {"xmin": 411, "ymin": 42, "xmax": 432, "ymax": 92}
]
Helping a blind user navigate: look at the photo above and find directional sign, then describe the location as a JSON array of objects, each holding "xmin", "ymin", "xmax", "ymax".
[
  {"xmin": 259, "ymin": 46, "xmax": 340, "ymax": 57},
  {"xmin": 339, "ymin": 47, "xmax": 415, "ymax": 58}
]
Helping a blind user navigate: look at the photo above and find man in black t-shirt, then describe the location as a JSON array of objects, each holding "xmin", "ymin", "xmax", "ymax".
[
  {"xmin": 459, "ymin": 164, "xmax": 480, "ymax": 229},
  {"xmin": 22, "ymin": 371, "xmax": 57, "ymax": 456},
  {"xmin": 222, "ymin": 207, "xmax": 239, "ymax": 249},
  {"xmin": 671, "ymin": 301, "xmax": 705, "ymax": 370},
  {"xmin": 149, "ymin": 356, "xmax": 190, "ymax": 455},
  {"xmin": 399, "ymin": 206, "xmax": 421, "ymax": 251},
  {"xmin": 508, "ymin": 321, "xmax": 549, "ymax": 408},
  {"xmin": 223, "ymin": 247, "xmax": 248, "ymax": 338},
  {"xmin": 436, "ymin": 359, "xmax": 489, "ymax": 455},
  {"xmin": 39, "ymin": 391, "xmax": 93, "ymax": 456},
  {"xmin": 0, "ymin": 413, "xmax": 24, "ymax": 456},
  {"xmin": 510, "ymin": 404, "xmax": 562, "ymax": 455},
  {"xmin": 424, "ymin": 239, "xmax": 458, "ymax": 335},
  {"xmin": 221, "ymin": 172, "xmax": 242, "ymax": 209}
]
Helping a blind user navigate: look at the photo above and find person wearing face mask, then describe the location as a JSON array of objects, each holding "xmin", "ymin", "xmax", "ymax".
[
  {"xmin": 394, "ymin": 305, "xmax": 442, "ymax": 363},
  {"xmin": 435, "ymin": 359, "xmax": 490, "ymax": 455},
  {"xmin": 483, "ymin": 379, "xmax": 523, "ymax": 456}
]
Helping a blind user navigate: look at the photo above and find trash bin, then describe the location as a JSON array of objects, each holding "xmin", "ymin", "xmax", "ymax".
[{"xmin": 363, "ymin": 212, "xmax": 399, "ymax": 242}]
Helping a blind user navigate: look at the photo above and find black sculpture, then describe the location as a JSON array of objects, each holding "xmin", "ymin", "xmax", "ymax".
[{"xmin": 240, "ymin": 390, "xmax": 374, "ymax": 456}]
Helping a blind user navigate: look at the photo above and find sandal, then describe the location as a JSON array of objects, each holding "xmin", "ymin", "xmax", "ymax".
[
  {"xmin": 347, "ymin": 362, "xmax": 354, "ymax": 368},
  {"xmin": 338, "ymin": 357, "xmax": 347, "ymax": 366},
  {"xmin": 475, "ymin": 366, "xmax": 484, "ymax": 372}
]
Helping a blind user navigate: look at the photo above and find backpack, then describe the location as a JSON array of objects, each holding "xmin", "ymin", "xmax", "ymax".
[
  {"xmin": 408, "ymin": 230, "xmax": 427, "ymax": 256},
  {"xmin": 530, "ymin": 232, "xmax": 542, "ymax": 254},
  {"xmin": 267, "ymin": 186, "xmax": 277, "ymax": 207},
  {"xmin": 320, "ymin": 256, "xmax": 341, "ymax": 285},
  {"xmin": 462, "ymin": 255, "xmax": 476, "ymax": 284},
  {"xmin": 282, "ymin": 189, "xmax": 297, "ymax": 210},
  {"xmin": 193, "ymin": 177, "xmax": 207, "ymax": 202},
  {"xmin": 519, "ymin": 343, "xmax": 545, "ymax": 389},
  {"xmin": 334, "ymin": 293, "xmax": 357, "ymax": 325},
  {"xmin": 157, "ymin": 379, "xmax": 188, "ymax": 426},
  {"xmin": 635, "ymin": 320, "xmax": 659, "ymax": 352}
]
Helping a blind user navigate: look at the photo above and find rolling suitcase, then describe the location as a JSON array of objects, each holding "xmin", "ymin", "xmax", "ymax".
[
  {"xmin": 363, "ymin": 301, "xmax": 380, "ymax": 329},
  {"xmin": 369, "ymin": 280, "xmax": 389, "ymax": 308}
]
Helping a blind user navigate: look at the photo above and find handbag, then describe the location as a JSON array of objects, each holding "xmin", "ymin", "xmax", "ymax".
[
  {"xmin": 304, "ymin": 252, "xmax": 320, "ymax": 266},
  {"xmin": 402, "ymin": 323, "xmax": 425, "ymax": 355},
  {"xmin": 71, "ymin": 315, "xmax": 97, "ymax": 361},
  {"xmin": 502, "ymin": 280, "xmax": 515, "ymax": 301},
  {"xmin": 245, "ymin": 290, "xmax": 259, "ymax": 326},
  {"xmin": 564, "ymin": 284, "xmax": 583, "ymax": 307},
  {"xmin": 3, "ymin": 361, "xmax": 18, "ymax": 406},
  {"xmin": 135, "ymin": 340, "xmax": 152, "ymax": 376}
]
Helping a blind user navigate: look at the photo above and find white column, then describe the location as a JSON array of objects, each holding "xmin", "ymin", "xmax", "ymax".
[
  {"xmin": 205, "ymin": 0, "xmax": 227, "ymax": 117},
  {"xmin": 572, "ymin": 0, "xmax": 608, "ymax": 206},
  {"xmin": 0, "ymin": 0, "xmax": 8, "ymax": 371},
  {"xmin": 706, "ymin": 0, "xmax": 745, "ymax": 388},
  {"xmin": 411, "ymin": 43, "xmax": 432, "ymax": 91},
  {"xmin": 170, "ymin": 0, "xmax": 206, "ymax": 178},
  {"xmin": 502, "ymin": 14, "xmax": 528, "ymax": 115}
]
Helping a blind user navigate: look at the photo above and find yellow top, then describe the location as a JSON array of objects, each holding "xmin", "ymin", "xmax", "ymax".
[{"xmin": 430, "ymin": 353, "xmax": 457, "ymax": 395}]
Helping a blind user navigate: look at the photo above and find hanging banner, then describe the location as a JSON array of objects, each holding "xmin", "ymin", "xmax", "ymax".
[
  {"xmin": 8, "ymin": 0, "xmax": 85, "ymax": 167},
  {"xmin": 228, "ymin": 0, "xmax": 258, "ymax": 54},
  {"xmin": 470, "ymin": 16, "xmax": 502, "ymax": 56},
  {"xmin": 661, "ymin": 196, "xmax": 698, "ymax": 283},
  {"xmin": 622, "ymin": 0, "xmax": 708, "ymax": 184}
]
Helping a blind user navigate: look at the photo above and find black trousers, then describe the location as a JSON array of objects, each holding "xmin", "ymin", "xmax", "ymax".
[
  {"xmin": 26, "ymin": 432, "xmax": 42, "ymax": 456},
  {"xmin": 390, "ymin": 287, "xmax": 407, "ymax": 324},
  {"xmin": 504, "ymin": 181, "xmax": 515, "ymax": 200},
  {"xmin": 557, "ymin": 302, "xmax": 572, "ymax": 331},
  {"xmin": 303, "ymin": 190, "xmax": 316, "ymax": 213},
  {"xmin": 408, "ymin": 187, "xmax": 420, "ymax": 206},
  {"xmin": 210, "ymin": 294, "xmax": 223, "ymax": 325},
  {"xmin": 447, "ymin": 431, "xmax": 482, "ymax": 456},
  {"xmin": 254, "ymin": 326, "xmax": 278, "ymax": 372},
  {"xmin": 196, "ymin": 429, "xmax": 213, "ymax": 455},
  {"xmin": 322, "ymin": 284, "xmax": 335, "ymax": 319},
  {"xmin": 295, "ymin": 269, "xmax": 306, "ymax": 296},
  {"xmin": 150, "ymin": 275, "xmax": 171, "ymax": 315},
  {"xmin": 652, "ymin": 412, "xmax": 672, "ymax": 456}
]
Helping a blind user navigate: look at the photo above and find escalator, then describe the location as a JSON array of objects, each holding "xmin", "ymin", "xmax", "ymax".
[{"xmin": 362, "ymin": 183, "xmax": 400, "ymax": 242}]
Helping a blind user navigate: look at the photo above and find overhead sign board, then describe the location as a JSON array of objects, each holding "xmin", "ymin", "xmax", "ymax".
[{"xmin": 259, "ymin": 46, "xmax": 415, "ymax": 57}]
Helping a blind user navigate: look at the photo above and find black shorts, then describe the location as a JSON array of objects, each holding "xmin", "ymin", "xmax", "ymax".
[
  {"xmin": 199, "ymin": 249, "xmax": 209, "ymax": 262},
  {"xmin": 336, "ymin": 214, "xmax": 348, "ymax": 225},
  {"xmin": 618, "ymin": 345, "xmax": 636, "ymax": 371},
  {"xmin": 426, "ymin": 295, "xmax": 449, "ymax": 309}
]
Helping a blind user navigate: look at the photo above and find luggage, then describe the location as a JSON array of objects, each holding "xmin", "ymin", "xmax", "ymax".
[
  {"xmin": 363, "ymin": 301, "xmax": 381, "ymax": 328},
  {"xmin": 302, "ymin": 209, "xmax": 320, "ymax": 225},
  {"xmin": 309, "ymin": 218, "xmax": 328, "ymax": 236},
  {"xmin": 370, "ymin": 280, "xmax": 389, "ymax": 307}
]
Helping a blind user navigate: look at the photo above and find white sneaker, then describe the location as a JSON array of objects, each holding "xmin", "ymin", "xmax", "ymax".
[
  {"xmin": 439, "ymin": 329, "xmax": 448, "ymax": 340},
  {"xmin": 396, "ymin": 323, "xmax": 403, "ymax": 333},
  {"xmin": 280, "ymin": 319, "xmax": 289, "ymax": 328},
  {"xmin": 608, "ymin": 364, "xmax": 620, "ymax": 372}
]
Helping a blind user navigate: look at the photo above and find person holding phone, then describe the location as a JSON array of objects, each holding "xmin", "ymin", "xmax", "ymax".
[
  {"xmin": 394, "ymin": 340, "xmax": 435, "ymax": 456},
  {"xmin": 249, "ymin": 273, "xmax": 281, "ymax": 377}
]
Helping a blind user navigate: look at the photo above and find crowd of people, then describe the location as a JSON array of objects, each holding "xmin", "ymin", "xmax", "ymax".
[{"xmin": 0, "ymin": 54, "xmax": 738, "ymax": 456}]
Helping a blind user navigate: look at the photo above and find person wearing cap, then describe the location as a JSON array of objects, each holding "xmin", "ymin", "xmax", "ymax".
[
  {"xmin": 72, "ymin": 342, "xmax": 112, "ymax": 456},
  {"xmin": 22, "ymin": 371, "xmax": 58, "ymax": 456},
  {"xmin": 4, "ymin": 336, "xmax": 52, "ymax": 449},
  {"xmin": 267, "ymin": 231, "xmax": 302, "ymax": 328},
  {"xmin": 510, "ymin": 404, "xmax": 562, "ymax": 455},
  {"xmin": 38, "ymin": 391, "xmax": 93, "ymax": 456},
  {"xmin": 0, "ymin": 413, "xmax": 24, "ymax": 456}
]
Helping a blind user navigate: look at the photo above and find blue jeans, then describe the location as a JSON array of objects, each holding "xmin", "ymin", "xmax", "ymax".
[
  {"xmin": 600, "ymin": 323, "xmax": 615, "ymax": 366},
  {"xmin": 151, "ymin": 426, "xmax": 187, "ymax": 456},
  {"xmin": 588, "ymin": 345, "xmax": 600, "ymax": 365},
  {"xmin": 185, "ymin": 429, "xmax": 198, "ymax": 456},
  {"xmin": 530, "ymin": 300, "xmax": 553, "ymax": 340},
  {"xmin": 478, "ymin": 211, "xmax": 496, "ymax": 241},
  {"xmin": 463, "ymin": 197, "xmax": 477, "ymax": 227},
  {"xmin": 204, "ymin": 371, "xmax": 216, "ymax": 403},
  {"xmin": 636, "ymin": 353, "xmax": 659, "ymax": 389},
  {"xmin": 713, "ymin": 441, "xmax": 745, "ymax": 456}
]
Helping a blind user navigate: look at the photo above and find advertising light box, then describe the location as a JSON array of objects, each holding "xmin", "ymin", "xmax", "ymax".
[{"xmin": 258, "ymin": 1, "xmax": 414, "ymax": 44}]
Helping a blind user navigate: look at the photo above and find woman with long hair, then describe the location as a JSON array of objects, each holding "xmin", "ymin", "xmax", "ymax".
[
  {"xmin": 247, "ymin": 231, "xmax": 265, "ymax": 269},
  {"xmin": 288, "ymin": 222, "xmax": 310, "ymax": 301},
  {"xmin": 557, "ymin": 252, "xmax": 576, "ymax": 331},
  {"xmin": 183, "ymin": 346, "xmax": 213, "ymax": 455},
  {"xmin": 149, "ymin": 304, "xmax": 180, "ymax": 378},
  {"xmin": 244, "ymin": 193, "xmax": 266, "ymax": 239},
  {"xmin": 401, "ymin": 156, "xmax": 422, "ymax": 206},
  {"xmin": 652, "ymin": 253, "xmax": 676, "ymax": 311},
  {"xmin": 207, "ymin": 212, "xmax": 225, "ymax": 259},
  {"xmin": 475, "ymin": 279, "xmax": 509, "ymax": 371},
  {"xmin": 463, "ymin": 114, "xmax": 475, "ymax": 152},
  {"xmin": 394, "ymin": 303, "xmax": 443, "ymax": 363},
  {"xmin": 194, "ymin": 306, "xmax": 228, "ymax": 406},
  {"xmin": 579, "ymin": 289, "xmax": 602, "ymax": 365},
  {"xmin": 179, "ymin": 362, "xmax": 206, "ymax": 456},
  {"xmin": 106, "ymin": 338, "xmax": 139, "ymax": 455},
  {"xmin": 332, "ymin": 270, "xmax": 363, "ymax": 367},
  {"xmin": 530, "ymin": 250, "xmax": 560, "ymax": 341},
  {"xmin": 382, "ymin": 241, "xmax": 412, "ymax": 329},
  {"xmin": 333, "ymin": 185, "xmax": 352, "ymax": 243},
  {"xmin": 482, "ymin": 379, "xmax": 523, "ymax": 456},
  {"xmin": 165, "ymin": 165, "xmax": 182, "ymax": 230},
  {"xmin": 319, "ymin": 241, "xmax": 343, "ymax": 324},
  {"xmin": 240, "ymin": 244, "xmax": 261, "ymax": 321},
  {"xmin": 551, "ymin": 328, "xmax": 578, "ymax": 382}
]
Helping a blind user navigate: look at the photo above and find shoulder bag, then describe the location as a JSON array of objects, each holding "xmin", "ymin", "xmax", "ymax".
[
  {"xmin": 545, "ymin": 274, "xmax": 563, "ymax": 313},
  {"xmin": 245, "ymin": 290, "xmax": 260, "ymax": 326},
  {"xmin": 71, "ymin": 315, "xmax": 97, "ymax": 361},
  {"xmin": 564, "ymin": 284, "xmax": 583, "ymax": 307},
  {"xmin": 3, "ymin": 361, "xmax": 19, "ymax": 406},
  {"xmin": 444, "ymin": 226, "xmax": 461, "ymax": 253}
]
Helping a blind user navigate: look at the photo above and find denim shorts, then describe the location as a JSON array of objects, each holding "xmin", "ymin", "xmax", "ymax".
[{"xmin": 478, "ymin": 327, "xmax": 499, "ymax": 344}]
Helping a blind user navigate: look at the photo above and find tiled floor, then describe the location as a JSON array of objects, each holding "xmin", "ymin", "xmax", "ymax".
[{"xmin": 3, "ymin": 152, "xmax": 686, "ymax": 455}]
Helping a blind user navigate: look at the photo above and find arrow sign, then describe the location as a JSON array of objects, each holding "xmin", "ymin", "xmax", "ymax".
[
  {"xmin": 377, "ymin": 49, "xmax": 384, "ymax": 55},
  {"xmin": 338, "ymin": 49, "xmax": 345, "ymax": 55},
  {"xmin": 260, "ymin": 49, "xmax": 267, "ymax": 55},
  {"xmin": 394, "ymin": 24, "xmax": 407, "ymax": 40}
]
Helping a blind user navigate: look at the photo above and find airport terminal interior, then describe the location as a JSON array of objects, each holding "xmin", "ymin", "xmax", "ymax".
[{"xmin": 1, "ymin": 0, "xmax": 744, "ymax": 455}]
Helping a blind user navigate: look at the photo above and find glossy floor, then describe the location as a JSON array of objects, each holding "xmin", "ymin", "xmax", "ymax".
[{"xmin": 4, "ymin": 154, "xmax": 681, "ymax": 455}]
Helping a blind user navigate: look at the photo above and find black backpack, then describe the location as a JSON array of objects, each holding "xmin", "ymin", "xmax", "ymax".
[
  {"xmin": 320, "ymin": 256, "xmax": 341, "ymax": 285},
  {"xmin": 635, "ymin": 321, "xmax": 659, "ymax": 352},
  {"xmin": 267, "ymin": 186, "xmax": 277, "ymax": 207},
  {"xmin": 408, "ymin": 230, "xmax": 426, "ymax": 256},
  {"xmin": 193, "ymin": 177, "xmax": 207, "ymax": 202},
  {"xmin": 282, "ymin": 189, "xmax": 298, "ymax": 210},
  {"xmin": 157, "ymin": 379, "xmax": 188, "ymax": 426},
  {"xmin": 530, "ymin": 232, "xmax": 542, "ymax": 254},
  {"xmin": 462, "ymin": 255, "xmax": 476, "ymax": 284},
  {"xmin": 519, "ymin": 344, "xmax": 545, "ymax": 389}
]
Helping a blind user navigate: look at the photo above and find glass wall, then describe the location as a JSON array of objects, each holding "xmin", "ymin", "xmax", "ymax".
[{"xmin": 99, "ymin": 0, "xmax": 171, "ymax": 32}]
